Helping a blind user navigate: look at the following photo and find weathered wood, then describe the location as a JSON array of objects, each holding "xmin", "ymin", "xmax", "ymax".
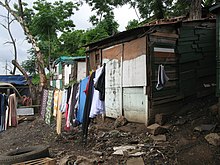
[{"xmin": 151, "ymin": 32, "xmax": 178, "ymax": 39}]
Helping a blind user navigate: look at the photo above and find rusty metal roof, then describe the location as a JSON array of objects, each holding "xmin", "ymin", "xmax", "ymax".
[{"xmin": 85, "ymin": 17, "xmax": 215, "ymax": 50}]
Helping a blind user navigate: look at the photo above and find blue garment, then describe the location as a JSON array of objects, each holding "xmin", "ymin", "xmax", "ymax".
[{"xmin": 77, "ymin": 76, "xmax": 89, "ymax": 123}]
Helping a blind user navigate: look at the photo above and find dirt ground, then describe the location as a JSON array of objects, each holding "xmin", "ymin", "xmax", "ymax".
[{"xmin": 0, "ymin": 96, "xmax": 220, "ymax": 165}]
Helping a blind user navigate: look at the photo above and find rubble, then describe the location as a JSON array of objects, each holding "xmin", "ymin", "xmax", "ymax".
[
  {"xmin": 126, "ymin": 157, "xmax": 144, "ymax": 165},
  {"xmin": 146, "ymin": 123, "xmax": 168, "ymax": 135},
  {"xmin": 194, "ymin": 124, "xmax": 216, "ymax": 132},
  {"xmin": 205, "ymin": 133, "xmax": 220, "ymax": 146},
  {"xmin": 114, "ymin": 116, "xmax": 128, "ymax": 128},
  {"xmin": 150, "ymin": 135, "xmax": 167, "ymax": 142}
]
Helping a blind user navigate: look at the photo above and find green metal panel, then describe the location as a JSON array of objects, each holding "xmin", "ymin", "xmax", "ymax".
[{"xmin": 58, "ymin": 63, "xmax": 62, "ymax": 74}]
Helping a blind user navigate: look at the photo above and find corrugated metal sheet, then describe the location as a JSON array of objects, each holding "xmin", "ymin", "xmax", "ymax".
[
  {"xmin": 104, "ymin": 58, "xmax": 122, "ymax": 118},
  {"xmin": 123, "ymin": 55, "xmax": 147, "ymax": 87},
  {"xmin": 123, "ymin": 87, "xmax": 148, "ymax": 123}
]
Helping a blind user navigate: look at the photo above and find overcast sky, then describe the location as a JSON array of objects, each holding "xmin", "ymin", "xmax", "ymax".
[{"xmin": 0, "ymin": 1, "xmax": 139, "ymax": 75}]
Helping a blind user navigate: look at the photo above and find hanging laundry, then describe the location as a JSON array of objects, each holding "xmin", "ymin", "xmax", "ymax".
[
  {"xmin": 45, "ymin": 90, "xmax": 54, "ymax": 125},
  {"xmin": 82, "ymin": 72, "xmax": 95, "ymax": 143},
  {"xmin": 90, "ymin": 66, "xmax": 105, "ymax": 118},
  {"xmin": 60, "ymin": 89, "xmax": 68, "ymax": 113},
  {"xmin": 53, "ymin": 90, "xmax": 59, "ymax": 117},
  {"xmin": 8, "ymin": 93, "xmax": 17, "ymax": 127},
  {"xmin": 56, "ymin": 90, "xmax": 63, "ymax": 135},
  {"xmin": 0, "ymin": 94, "xmax": 7, "ymax": 131},
  {"xmin": 69, "ymin": 83, "xmax": 79, "ymax": 127},
  {"xmin": 156, "ymin": 64, "xmax": 169, "ymax": 90},
  {"xmin": 40, "ymin": 89, "xmax": 48, "ymax": 119},
  {"xmin": 94, "ymin": 63, "xmax": 105, "ymax": 101},
  {"xmin": 65, "ymin": 84, "xmax": 74, "ymax": 131},
  {"xmin": 76, "ymin": 77, "xmax": 89, "ymax": 124}
]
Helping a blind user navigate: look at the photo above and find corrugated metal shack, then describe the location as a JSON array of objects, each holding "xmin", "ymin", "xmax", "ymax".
[
  {"xmin": 51, "ymin": 56, "xmax": 86, "ymax": 89},
  {"xmin": 86, "ymin": 18, "xmax": 216, "ymax": 124}
]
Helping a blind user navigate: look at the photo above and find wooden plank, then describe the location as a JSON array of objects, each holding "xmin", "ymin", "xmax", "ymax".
[
  {"xmin": 195, "ymin": 29, "xmax": 215, "ymax": 35},
  {"xmin": 179, "ymin": 78, "xmax": 196, "ymax": 97},
  {"xmin": 180, "ymin": 70, "xmax": 195, "ymax": 80},
  {"xmin": 154, "ymin": 52, "xmax": 176, "ymax": 58},
  {"xmin": 153, "ymin": 88, "xmax": 178, "ymax": 98},
  {"xmin": 13, "ymin": 157, "xmax": 55, "ymax": 165},
  {"xmin": 177, "ymin": 41, "xmax": 194, "ymax": 46},
  {"xmin": 179, "ymin": 62, "xmax": 197, "ymax": 72},
  {"xmin": 179, "ymin": 52, "xmax": 203, "ymax": 63},
  {"xmin": 153, "ymin": 95, "xmax": 183, "ymax": 105},
  {"xmin": 198, "ymin": 42, "xmax": 215, "ymax": 47},
  {"xmin": 178, "ymin": 36, "xmax": 199, "ymax": 42},
  {"xmin": 151, "ymin": 32, "xmax": 179, "ymax": 39},
  {"xmin": 177, "ymin": 45, "xmax": 196, "ymax": 53},
  {"xmin": 179, "ymin": 29, "xmax": 195, "ymax": 37},
  {"xmin": 197, "ymin": 67, "xmax": 215, "ymax": 77}
]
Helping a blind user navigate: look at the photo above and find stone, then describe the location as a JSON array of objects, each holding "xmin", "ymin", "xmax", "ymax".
[
  {"xmin": 112, "ymin": 145, "xmax": 136, "ymax": 155},
  {"xmin": 175, "ymin": 117, "xmax": 187, "ymax": 125},
  {"xmin": 194, "ymin": 124, "xmax": 216, "ymax": 132},
  {"xmin": 155, "ymin": 113, "xmax": 167, "ymax": 125},
  {"xmin": 113, "ymin": 145, "xmax": 145, "ymax": 157},
  {"xmin": 150, "ymin": 135, "xmax": 167, "ymax": 142},
  {"xmin": 127, "ymin": 157, "xmax": 144, "ymax": 165},
  {"xmin": 75, "ymin": 156, "xmax": 97, "ymax": 165},
  {"xmin": 205, "ymin": 133, "xmax": 220, "ymax": 146},
  {"xmin": 114, "ymin": 116, "xmax": 128, "ymax": 128},
  {"xmin": 209, "ymin": 104, "xmax": 218, "ymax": 116},
  {"xmin": 146, "ymin": 123, "xmax": 168, "ymax": 135},
  {"xmin": 92, "ymin": 150, "xmax": 103, "ymax": 156}
]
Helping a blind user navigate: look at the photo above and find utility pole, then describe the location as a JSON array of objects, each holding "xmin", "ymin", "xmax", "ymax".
[{"xmin": 5, "ymin": 60, "xmax": 7, "ymax": 75}]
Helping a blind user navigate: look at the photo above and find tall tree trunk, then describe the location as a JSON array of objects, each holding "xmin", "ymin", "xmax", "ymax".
[
  {"xmin": 0, "ymin": 1, "xmax": 47, "ymax": 90},
  {"xmin": 189, "ymin": 0, "xmax": 202, "ymax": 20}
]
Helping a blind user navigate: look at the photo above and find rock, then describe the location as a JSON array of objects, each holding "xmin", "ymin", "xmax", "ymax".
[
  {"xmin": 209, "ymin": 104, "xmax": 218, "ymax": 116},
  {"xmin": 194, "ymin": 124, "xmax": 216, "ymax": 132},
  {"xmin": 112, "ymin": 145, "xmax": 145, "ymax": 156},
  {"xmin": 155, "ymin": 113, "xmax": 167, "ymax": 125},
  {"xmin": 92, "ymin": 150, "xmax": 103, "ymax": 156},
  {"xmin": 114, "ymin": 116, "xmax": 128, "ymax": 128},
  {"xmin": 175, "ymin": 117, "xmax": 187, "ymax": 125},
  {"xmin": 113, "ymin": 145, "xmax": 136, "ymax": 155},
  {"xmin": 146, "ymin": 123, "xmax": 168, "ymax": 135},
  {"xmin": 109, "ymin": 130, "xmax": 120, "ymax": 138},
  {"xmin": 205, "ymin": 133, "xmax": 220, "ymax": 146},
  {"xmin": 127, "ymin": 157, "xmax": 144, "ymax": 165},
  {"xmin": 75, "ymin": 156, "xmax": 97, "ymax": 165},
  {"xmin": 150, "ymin": 135, "xmax": 167, "ymax": 142},
  {"xmin": 59, "ymin": 155, "xmax": 75, "ymax": 165}
]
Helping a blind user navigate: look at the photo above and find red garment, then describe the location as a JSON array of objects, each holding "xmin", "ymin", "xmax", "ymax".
[{"xmin": 84, "ymin": 76, "xmax": 90, "ymax": 95}]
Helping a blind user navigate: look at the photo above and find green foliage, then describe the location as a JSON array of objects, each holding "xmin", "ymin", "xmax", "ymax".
[
  {"xmin": 126, "ymin": 19, "xmax": 139, "ymax": 30},
  {"xmin": 31, "ymin": 74, "xmax": 40, "ymax": 85},
  {"xmin": 21, "ymin": 55, "xmax": 37, "ymax": 75}
]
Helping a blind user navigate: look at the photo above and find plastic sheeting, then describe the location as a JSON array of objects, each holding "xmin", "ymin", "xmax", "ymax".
[{"xmin": 0, "ymin": 75, "xmax": 30, "ymax": 85}]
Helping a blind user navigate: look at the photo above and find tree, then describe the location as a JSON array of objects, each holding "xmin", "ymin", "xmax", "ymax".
[
  {"xmin": 0, "ymin": 9, "xmax": 17, "ymax": 75},
  {"xmin": 0, "ymin": 0, "xmax": 47, "ymax": 89},
  {"xmin": 126, "ymin": 19, "xmax": 139, "ymax": 30},
  {"xmin": 0, "ymin": 0, "xmax": 79, "ymax": 90}
]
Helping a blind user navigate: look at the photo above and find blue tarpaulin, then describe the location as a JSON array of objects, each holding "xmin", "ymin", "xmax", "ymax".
[{"xmin": 0, "ymin": 75, "xmax": 30, "ymax": 85}]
